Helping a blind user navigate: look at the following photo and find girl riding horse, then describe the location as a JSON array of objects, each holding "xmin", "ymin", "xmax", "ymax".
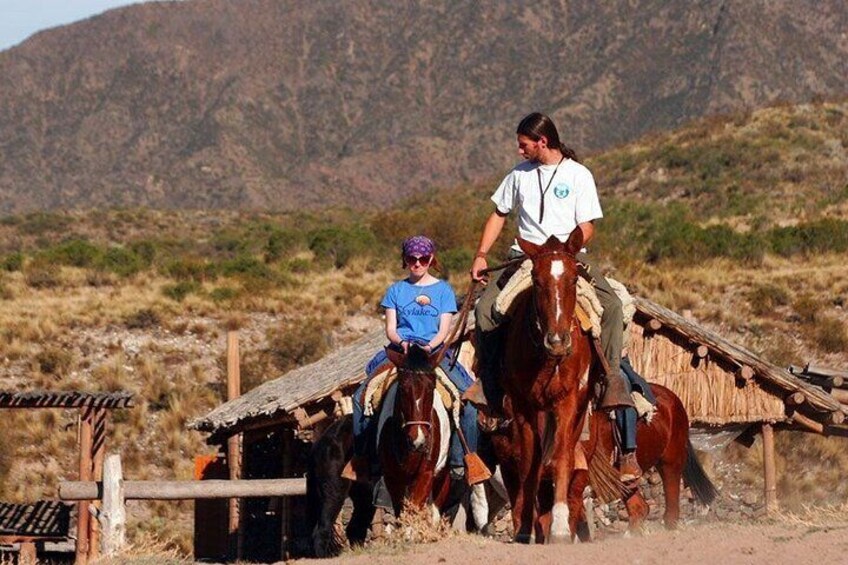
[{"xmin": 347, "ymin": 235, "xmax": 482, "ymax": 487}]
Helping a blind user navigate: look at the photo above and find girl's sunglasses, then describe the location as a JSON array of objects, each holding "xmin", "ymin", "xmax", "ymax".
[{"xmin": 404, "ymin": 254, "xmax": 432, "ymax": 266}]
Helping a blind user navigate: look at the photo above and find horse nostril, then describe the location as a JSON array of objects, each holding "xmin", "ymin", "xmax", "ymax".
[{"xmin": 546, "ymin": 333, "xmax": 562, "ymax": 347}]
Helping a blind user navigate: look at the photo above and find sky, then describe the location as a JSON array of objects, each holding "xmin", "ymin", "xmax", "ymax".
[{"xmin": 0, "ymin": 0, "xmax": 150, "ymax": 51}]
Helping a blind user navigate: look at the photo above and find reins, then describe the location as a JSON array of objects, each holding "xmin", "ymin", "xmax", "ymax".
[{"xmin": 435, "ymin": 255, "xmax": 528, "ymax": 368}]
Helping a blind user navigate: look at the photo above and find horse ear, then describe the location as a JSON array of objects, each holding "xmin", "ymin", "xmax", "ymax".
[
  {"xmin": 517, "ymin": 237, "xmax": 541, "ymax": 258},
  {"xmin": 385, "ymin": 346, "xmax": 405, "ymax": 368},
  {"xmin": 565, "ymin": 228, "xmax": 584, "ymax": 255}
]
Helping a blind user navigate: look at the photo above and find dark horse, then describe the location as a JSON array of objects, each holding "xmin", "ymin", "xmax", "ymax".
[
  {"xmin": 489, "ymin": 232, "xmax": 716, "ymax": 542},
  {"xmin": 306, "ymin": 415, "xmax": 376, "ymax": 557},
  {"xmin": 379, "ymin": 345, "xmax": 453, "ymax": 516}
]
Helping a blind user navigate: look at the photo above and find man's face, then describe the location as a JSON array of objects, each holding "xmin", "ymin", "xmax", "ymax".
[{"xmin": 517, "ymin": 134, "xmax": 544, "ymax": 162}]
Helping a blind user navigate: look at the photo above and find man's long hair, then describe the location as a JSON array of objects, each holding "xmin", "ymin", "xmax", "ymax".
[{"xmin": 516, "ymin": 112, "xmax": 579, "ymax": 162}]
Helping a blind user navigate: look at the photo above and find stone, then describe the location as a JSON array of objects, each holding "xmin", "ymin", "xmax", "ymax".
[{"xmin": 741, "ymin": 491, "xmax": 759, "ymax": 506}]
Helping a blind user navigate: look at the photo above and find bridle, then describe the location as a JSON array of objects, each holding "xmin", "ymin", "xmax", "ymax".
[{"xmin": 527, "ymin": 249, "xmax": 579, "ymax": 359}]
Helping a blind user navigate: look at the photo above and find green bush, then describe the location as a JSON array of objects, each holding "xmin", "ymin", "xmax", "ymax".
[
  {"xmin": 97, "ymin": 247, "xmax": 144, "ymax": 277},
  {"xmin": 162, "ymin": 281, "xmax": 201, "ymax": 302},
  {"xmin": 162, "ymin": 257, "xmax": 217, "ymax": 282},
  {"xmin": 439, "ymin": 247, "xmax": 473, "ymax": 278},
  {"xmin": 36, "ymin": 347, "xmax": 74, "ymax": 375},
  {"xmin": 0, "ymin": 252, "xmax": 23, "ymax": 272},
  {"xmin": 264, "ymin": 229, "xmax": 307, "ymax": 263},
  {"xmin": 308, "ymin": 226, "xmax": 377, "ymax": 268},
  {"xmin": 210, "ymin": 287, "xmax": 240, "ymax": 303},
  {"xmin": 768, "ymin": 219, "xmax": 848, "ymax": 257},
  {"xmin": 45, "ymin": 239, "xmax": 102, "ymax": 268},
  {"xmin": 747, "ymin": 283, "xmax": 790, "ymax": 316}
]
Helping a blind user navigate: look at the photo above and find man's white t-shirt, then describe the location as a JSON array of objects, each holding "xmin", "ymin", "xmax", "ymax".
[{"xmin": 491, "ymin": 158, "xmax": 604, "ymax": 252}]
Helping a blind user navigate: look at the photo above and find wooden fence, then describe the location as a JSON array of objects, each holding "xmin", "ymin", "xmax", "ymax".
[{"xmin": 58, "ymin": 454, "xmax": 306, "ymax": 558}]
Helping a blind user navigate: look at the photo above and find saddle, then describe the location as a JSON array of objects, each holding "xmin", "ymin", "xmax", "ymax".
[
  {"xmin": 493, "ymin": 259, "xmax": 636, "ymax": 343},
  {"xmin": 361, "ymin": 362, "xmax": 457, "ymax": 417}
]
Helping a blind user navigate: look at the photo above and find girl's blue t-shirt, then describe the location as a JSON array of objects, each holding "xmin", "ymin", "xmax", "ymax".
[{"xmin": 381, "ymin": 279, "xmax": 457, "ymax": 342}]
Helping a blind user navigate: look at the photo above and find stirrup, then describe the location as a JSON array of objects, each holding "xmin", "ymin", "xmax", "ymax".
[{"xmin": 600, "ymin": 373, "xmax": 635, "ymax": 410}]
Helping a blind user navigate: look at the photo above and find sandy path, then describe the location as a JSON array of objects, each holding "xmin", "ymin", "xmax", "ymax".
[{"xmin": 294, "ymin": 522, "xmax": 848, "ymax": 565}]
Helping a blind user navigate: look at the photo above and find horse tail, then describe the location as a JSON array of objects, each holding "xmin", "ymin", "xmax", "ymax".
[
  {"xmin": 306, "ymin": 415, "xmax": 354, "ymax": 557},
  {"xmin": 683, "ymin": 438, "xmax": 718, "ymax": 506}
]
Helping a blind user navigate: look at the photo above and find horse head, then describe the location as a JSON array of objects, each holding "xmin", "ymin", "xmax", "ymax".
[
  {"xmin": 385, "ymin": 344, "xmax": 438, "ymax": 453},
  {"xmin": 518, "ymin": 231, "xmax": 583, "ymax": 358}
]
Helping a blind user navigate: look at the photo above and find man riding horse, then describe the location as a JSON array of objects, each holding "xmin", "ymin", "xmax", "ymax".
[{"xmin": 469, "ymin": 112, "xmax": 642, "ymax": 482}]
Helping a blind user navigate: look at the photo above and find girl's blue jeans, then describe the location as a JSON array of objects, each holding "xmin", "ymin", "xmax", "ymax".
[{"xmin": 352, "ymin": 344, "xmax": 478, "ymax": 469}]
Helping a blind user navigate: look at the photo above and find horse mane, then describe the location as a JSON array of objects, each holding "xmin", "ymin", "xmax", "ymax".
[{"xmin": 403, "ymin": 344, "xmax": 432, "ymax": 373}]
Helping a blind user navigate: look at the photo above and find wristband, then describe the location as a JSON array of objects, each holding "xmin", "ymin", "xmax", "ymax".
[{"xmin": 475, "ymin": 251, "xmax": 487, "ymax": 259}]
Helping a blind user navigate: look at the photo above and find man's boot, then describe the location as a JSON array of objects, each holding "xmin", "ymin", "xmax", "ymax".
[{"xmin": 619, "ymin": 452, "xmax": 643, "ymax": 483}]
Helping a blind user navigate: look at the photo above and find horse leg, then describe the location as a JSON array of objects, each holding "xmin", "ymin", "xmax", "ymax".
[
  {"xmin": 657, "ymin": 462, "xmax": 683, "ymax": 529},
  {"xmin": 536, "ymin": 479, "xmax": 554, "ymax": 544},
  {"xmin": 624, "ymin": 489, "xmax": 649, "ymax": 534},
  {"xmin": 568, "ymin": 469, "xmax": 592, "ymax": 542},
  {"xmin": 511, "ymin": 419, "xmax": 540, "ymax": 544},
  {"xmin": 346, "ymin": 481, "xmax": 376, "ymax": 547},
  {"xmin": 548, "ymin": 409, "xmax": 577, "ymax": 544}
]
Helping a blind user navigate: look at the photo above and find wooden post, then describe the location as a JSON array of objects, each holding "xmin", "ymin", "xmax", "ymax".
[
  {"xmin": 88, "ymin": 409, "xmax": 107, "ymax": 561},
  {"xmin": 100, "ymin": 453, "xmax": 127, "ymax": 556},
  {"xmin": 19, "ymin": 542, "xmax": 37, "ymax": 564},
  {"xmin": 76, "ymin": 408, "xmax": 93, "ymax": 565},
  {"xmin": 762, "ymin": 423, "xmax": 778, "ymax": 514},
  {"xmin": 280, "ymin": 429, "xmax": 293, "ymax": 560},
  {"xmin": 226, "ymin": 331, "xmax": 242, "ymax": 560}
]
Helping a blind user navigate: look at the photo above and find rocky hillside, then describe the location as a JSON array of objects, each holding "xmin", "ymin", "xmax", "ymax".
[{"xmin": 0, "ymin": 0, "xmax": 846, "ymax": 213}]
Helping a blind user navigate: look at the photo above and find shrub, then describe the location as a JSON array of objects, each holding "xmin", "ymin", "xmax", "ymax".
[
  {"xmin": 24, "ymin": 259, "xmax": 61, "ymax": 289},
  {"xmin": 308, "ymin": 226, "xmax": 377, "ymax": 268},
  {"xmin": 210, "ymin": 287, "xmax": 240, "ymax": 303},
  {"xmin": 97, "ymin": 247, "xmax": 144, "ymax": 277},
  {"xmin": 130, "ymin": 240, "xmax": 158, "ymax": 267},
  {"xmin": 266, "ymin": 317, "xmax": 330, "ymax": 373},
  {"xmin": 747, "ymin": 283, "xmax": 790, "ymax": 316},
  {"xmin": 162, "ymin": 257, "xmax": 217, "ymax": 282},
  {"xmin": 36, "ymin": 347, "xmax": 74, "ymax": 376},
  {"xmin": 0, "ymin": 252, "xmax": 23, "ymax": 272},
  {"xmin": 439, "ymin": 247, "xmax": 473, "ymax": 278},
  {"xmin": 264, "ymin": 229, "xmax": 307, "ymax": 263},
  {"xmin": 125, "ymin": 308, "xmax": 162, "ymax": 330},
  {"xmin": 162, "ymin": 281, "xmax": 201, "ymax": 302},
  {"xmin": 18, "ymin": 212, "xmax": 72, "ymax": 235},
  {"xmin": 812, "ymin": 316, "xmax": 848, "ymax": 353},
  {"xmin": 792, "ymin": 294, "xmax": 822, "ymax": 323},
  {"xmin": 45, "ymin": 239, "xmax": 102, "ymax": 268}
]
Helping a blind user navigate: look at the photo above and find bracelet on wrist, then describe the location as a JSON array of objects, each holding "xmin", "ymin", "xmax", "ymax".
[{"xmin": 475, "ymin": 251, "xmax": 487, "ymax": 259}]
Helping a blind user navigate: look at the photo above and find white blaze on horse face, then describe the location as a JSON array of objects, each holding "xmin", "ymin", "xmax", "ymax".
[
  {"xmin": 412, "ymin": 425, "xmax": 426, "ymax": 449},
  {"xmin": 550, "ymin": 502, "xmax": 571, "ymax": 538},
  {"xmin": 550, "ymin": 260, "xmax": 564, "ymax": 324}
]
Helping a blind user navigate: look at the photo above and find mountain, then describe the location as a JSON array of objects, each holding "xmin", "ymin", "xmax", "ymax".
[{"xmin": 0, "ymin": 0, "xmax": 846, "ymax": 214}]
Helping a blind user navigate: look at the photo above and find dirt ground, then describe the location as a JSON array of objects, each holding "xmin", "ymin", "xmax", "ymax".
[{"xmin": 293, "ymin": 521, "xmax": 848, "ymax": 565}]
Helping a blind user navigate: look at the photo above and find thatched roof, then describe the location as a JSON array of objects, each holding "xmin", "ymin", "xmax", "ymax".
[
  {"xmin": 190, "ymin": 329, "xmax": 386, "ymax": 434},
  {"xmin": 192, "ymin": 296, "xmax": 845, "ymax": 436}
]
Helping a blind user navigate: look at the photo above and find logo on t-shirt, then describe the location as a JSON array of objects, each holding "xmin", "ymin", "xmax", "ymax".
[
  {"xmin": 553, "ymin": 183, "xmax": 571, "ymax": 199},
  {"xmin": 402, "ymin": 294, "xmax": 438, "ymax": 317},
  {"xmin": 415, "ymin": 295, "xmax": 432, "ymax": 306}
]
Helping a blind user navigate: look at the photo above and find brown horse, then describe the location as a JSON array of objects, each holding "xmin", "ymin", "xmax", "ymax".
[
  {"xmin": 580, "ymin": 383, "xmax": 718, "ymax": 532},
  {"xmin": 489, "ymin": 232, "xmax": 717, "ymax": 541},
  {"xmin": 379, "ymin": 345, "xmax": 452, "ymax": 516},
  {"xmin": 495, "ymin": 231, "xmax": 598, "ymax": 544}
]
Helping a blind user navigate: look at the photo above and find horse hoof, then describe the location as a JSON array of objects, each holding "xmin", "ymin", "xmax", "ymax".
[{"xmin": 514, "ymin": 533, "xmax": 532, "ymax": 544}]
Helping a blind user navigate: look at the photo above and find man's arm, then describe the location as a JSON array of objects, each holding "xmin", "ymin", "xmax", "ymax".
[
  {"xmin": 470, "ymin": 210, "xmax": 508, "ymax": 282},
  {"xmin": 578, "ymin": 220, "xmax": 595, "ymax": 246}
]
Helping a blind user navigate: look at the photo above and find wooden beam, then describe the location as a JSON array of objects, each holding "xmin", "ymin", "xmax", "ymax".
[
  {"xmin": 88, "ymin": 409, "xmax": 106, "ymax": 562},
  {"xmin": 762, "ymin": 423, "xmax": 778, "ymax": 514},
  {"xmin": 736, "ymin": 366, "xmax": 755, "ymax": 382},
  {"xmin": 828, "ymin": 410, "xmax": 846, "ymax": 426},
  {"xmin": 60, "ymin": 478, "xmax": 308, "ymax": 500},
  {"xmin": 646, "ymin": 318, "xmax": 662, "ymax": 331},
  {"xmin": 785, "ymin": 392, "xmax": 806, "ymax": 407},
  {"xmin": 804, "ymin": 364, "xmax": 848, "ymax": 380},
  {"xmin": 695, "ymin": 345, "xmax": 709, "ymax": 358},
  {"xmin": 789, "ymin": 411, "xmax": 824, "ymax": 434}
]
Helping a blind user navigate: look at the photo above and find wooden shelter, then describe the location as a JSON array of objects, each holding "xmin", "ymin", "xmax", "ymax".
[
  {"xmin": 191, "ymin": 295, "xmax": 848, "ymax": 554},
  {"xmin": 0, "ymin": 390, "xmax": 133, "ymax": 564}
]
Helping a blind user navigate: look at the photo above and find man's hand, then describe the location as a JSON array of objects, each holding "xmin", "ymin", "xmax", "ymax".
[{"xmin": 470, "ymin": 256, "xmax": 489, "ymax": 283}]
